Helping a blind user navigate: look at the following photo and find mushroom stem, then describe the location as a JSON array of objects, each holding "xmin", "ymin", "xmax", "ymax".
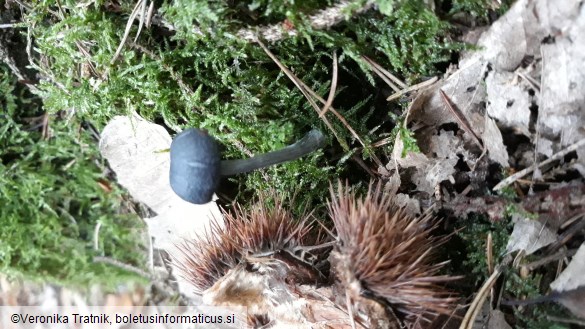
[{"xmin": 219, "ymin": 129, "xmax": 326, "ymax": 175}]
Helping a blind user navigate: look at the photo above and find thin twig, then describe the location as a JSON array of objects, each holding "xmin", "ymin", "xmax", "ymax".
[
  {"xmin": 287, "ymin": 61, "xmax": 384, "ymax": 168},
  {"xmin": 41, "ymin": 112, "xmax": 50, "ymax": 139},
  {"xmin": 298, "ymin": 77, "xmax": 362, "ymax": 149},
  {"xmin": 0, "ymin": 35, "xmax": 41, "ymax": 93},
  {"xmin": 545, "ymin": 213, "xmax": 585, "ymax": 254},
  {"xmin": 545, "ymin": 316, "xmax": 585, "ymax": 327},
  {"xmin": 362, "ymin": 56, "xmax": 401, "ymax": 92},
  {"xmin": 93, "ymin": 256, "xmax": 151, "ymax": 279},
  {"xmin": 11, "ymin": 0, "xmax": 32, "ymax": 10},
  {"xmin": 493, "ymin": 138, "xmax": 585, "ymax": 191},
  {"xmin": 145, "ymin": 1, "xmax": 155, "ymax": 28},
  {"xmin": 523, "ymin": 248, "xmax": 578, "ymax": 272},
  {"xmin": 75, "ymin": 42, "xmax": 99, "ymax": 78},
  {"xmin": 560, "ymin": 212, "xmax": 584, "ymax": 230},
  {"xmin": 515, "ymin": 71, "xmax": 541, "ymax": 92},
  {"xmin": 439, "ymin": 89, "xmax": 484, "ymax": 151},
  {"xmin": 133, "ymin": 0, "xmax": 148, "ymax": 43},
  {"xmin": 255, "ymin": 38, "xmax": 385, "ymax": 175},
  {"xmin": 352, "ymin": 155, "xmax": 377, "ymax": 178},
  {"xmin": 26, "ymin": 26, "xmax": 68, "ymax": 93}
]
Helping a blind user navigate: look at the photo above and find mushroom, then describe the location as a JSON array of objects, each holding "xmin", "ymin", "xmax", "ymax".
[{"xmin": 169, "ymin": 128, "xmax": 326, "ymax": 204}]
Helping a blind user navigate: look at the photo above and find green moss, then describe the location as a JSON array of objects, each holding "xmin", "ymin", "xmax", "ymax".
[
  {"xmin": 458, "ymin": 214, "xmax": 512, "ymax": 285},
  {"xmin": 0, "ymin": 65, "xmax": 146, "ymax": 289},
  {"xmin": 448, "ymin": 0, "xmax": 515, "ymax": 22},
  {"xmin": 357, "ymin": 1, "xmax": 462, "ymax": 81}
]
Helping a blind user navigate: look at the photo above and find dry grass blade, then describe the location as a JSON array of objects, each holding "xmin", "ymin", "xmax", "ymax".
[
  {"xmin": 515, "ymin": 70, "xmax": 541, "ymax": 91},
  {"xmin": 486, "ymin": 233, "xmax": 493, "ymax": 275},
  {"xmin": 111, "ymin": 0, "xmax": 148, "ymax": 64},
  {"xmin": 439, "ymin": 89, "xmax": 484, "ymax": 150},
  {"xmin": 545, "ymin": 316, "xmax": 585, "ymax": 327},
  {"xmin": 145, "ymin": 1, "xmax": 155, "ymax": 28},
  {"xmin": 254, "ymin": 38, "xmax": 344, "ymax": 147},
  {"xmin": 460, "ymin": 255, "xmax": 512, "ymax": 329},
  {"xmin": 459, "ymin": 267, "xmax": 502, "ymax": 329},
  {"xmin": 257, "ymin": 38, "xmax": 384, "ymax": 170},
  {"xmin": 301, "ymin": 73, "xmax": 376, "ymax": 163},
  {"xmin": 386, "ymin": 76, "xmax": 439, "ymax": 102},
  {"xmin": 10, "ymin": 0, "xmax": 32, "ymax": 10},
  {"xmin": 134, "ymin": 0, "xmax": 148, "ymax": 43},
  {"xmin": 523, "ymin": 248, "xmax": 578, "ymax": 272},
  {"xmin": 255, "ymin": 44, "xmax": 383, "ymax": 168},
  {"xmin": 319, "ymin": 51, "xmax": 339, "ymax": 118},
  {"xmin": 362, "ymin": 56, "xmax": 407, "ymax": 92},
  {"xmin": 40, "ymin": 112, "xmax": 50, "ymax": 139},
  {"xmin": 545, "ymin": 213, "xmax": 585, "ymax": 253}
]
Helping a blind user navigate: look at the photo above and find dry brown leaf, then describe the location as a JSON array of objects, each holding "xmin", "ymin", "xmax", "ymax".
[
  {"xmin": 487, "ymin": 309, "xmax": 513, "ymax": 329},
  {"xmin": 505, "ymin": 214, "xmax": 558, "ymax": 255},
  {"xmin": 549, "ymin": 244, "xmax": 585, "ymax": 319},
  {"xmin": 551, "ymin": 243, "xmax": 585, "ymax": 292}
]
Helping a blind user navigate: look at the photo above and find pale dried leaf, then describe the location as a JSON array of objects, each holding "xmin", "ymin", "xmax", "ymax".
[
  {"xmin": 99, "ymin": 113, "xmax": 174, "ymax": 214},
  {"xmin": 505, "ymin": 215, "xmax": 557, "ymax": 255},
  {"xmin": 383, "ymin": 169, "xmax": 401, "ymax": 196},
  {"xmin": 393, "ymin": 193, "xmax": 421, "ymax": 216},
  {"xmin": 539, "ymin": 5, "xmax": 585, "ymax": 148},
  {"xmin": 483, "ymin": 116, "xmax": 509, "ymax": 167},
  {"xmin": 536, "ymin": 138, "xmax": 554, "ymax": 158},
  {"xmin": 551, "ymin": 243, "xmax": 585, "ymax": 292},
  {"xmin": 99, "ymin": 114, "xmax": 222, "ymax": 302},
  {"xmin": 485, "ymin": 72, "xmax": 532, "ymax": 136},
  {"xmin": 550, "ymin": 250, "xmax": 585, "ymax": 320},
  {"xmin": 471, "ymin": 0, "xmax": 538, "ymax": 71},
  {"xmin": 553, "ymin": 287, "xmax": 585, "ymax": 319},
  {"xmin": 487, "ymin": 309, "xmax": 513, "ymax": 329}
]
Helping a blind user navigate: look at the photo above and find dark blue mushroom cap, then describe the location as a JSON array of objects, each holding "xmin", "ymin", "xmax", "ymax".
[{"xmin": 169, "ymin": 128, "xmax": 221, "ymax": 204}]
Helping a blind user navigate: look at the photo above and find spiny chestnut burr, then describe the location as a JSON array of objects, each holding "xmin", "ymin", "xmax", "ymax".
[
  {"xmin": 172, "ymin": 195, "xmax": 343, "ymax": 328},
  {"xmin": 174, "ymin": 195, "xmax": 330, "ymax": 293},
  {"xmin": 328, "ymin": 181, "xmax": 459, "ymax": 328},
  {"xmin": 174, "ymin": 183, "xmax": 458, "ymax": 328},
  {"xmin": 169, "ymin": 128, "xmax": 326, "ymax": 204}
]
